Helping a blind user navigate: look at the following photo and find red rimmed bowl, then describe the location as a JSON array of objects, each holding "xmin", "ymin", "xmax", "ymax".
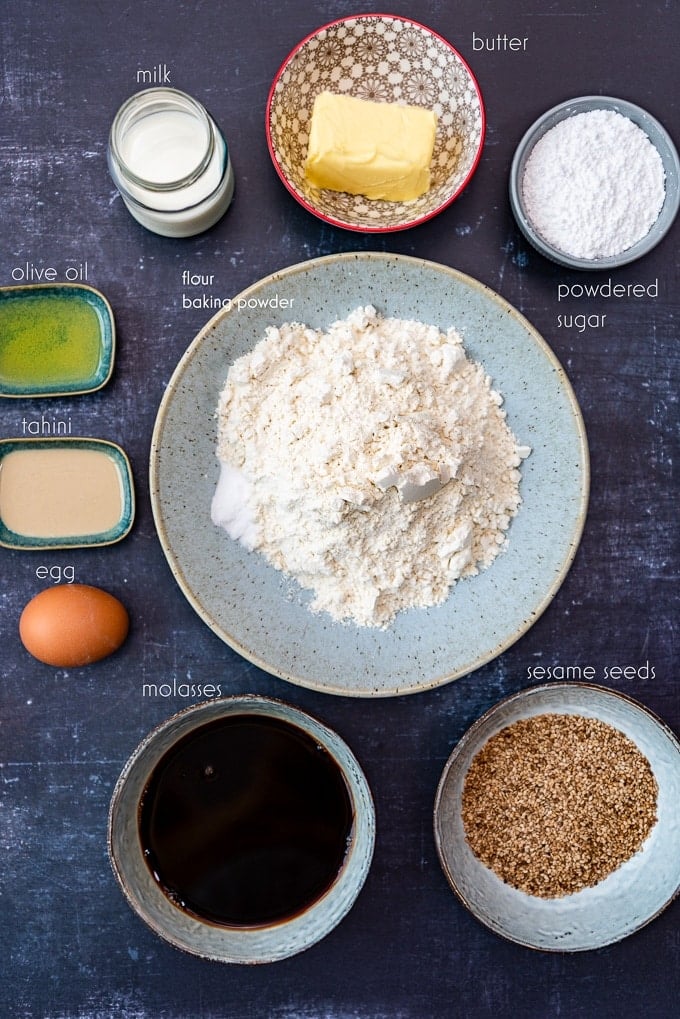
[{"xmin": 266, "ymin": 14, "xmax": 485, "ymax": 233}]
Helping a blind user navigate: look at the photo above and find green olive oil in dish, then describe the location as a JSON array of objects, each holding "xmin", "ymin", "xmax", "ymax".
[{"xmin": 0, "ymin": 285, "xmax": 114, "ymax": 397}]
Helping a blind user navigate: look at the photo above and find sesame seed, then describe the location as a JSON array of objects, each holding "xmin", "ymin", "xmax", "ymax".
[{"xmin": 461, "ymin": 713, "xmax": 658, "ymax": 898}]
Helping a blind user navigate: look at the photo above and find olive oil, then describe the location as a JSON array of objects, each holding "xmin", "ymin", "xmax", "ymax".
[
  {"xmin": 0, "ymin": 290, "xmax": 102, "ymax": 392},
  {"xmin": 139, "ymin": 714, "xmax": 354, "ymax": 927}
]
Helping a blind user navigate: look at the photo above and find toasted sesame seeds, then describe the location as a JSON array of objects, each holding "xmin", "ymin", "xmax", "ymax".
[{"xmin": 461, "ymin": 713, "xmax": 658, "ymax": 898}]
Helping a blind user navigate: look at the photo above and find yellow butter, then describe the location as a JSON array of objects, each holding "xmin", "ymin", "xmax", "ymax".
[{"xmin": 304, "ymin": 92, "xmax": 437, "ymax": 202}]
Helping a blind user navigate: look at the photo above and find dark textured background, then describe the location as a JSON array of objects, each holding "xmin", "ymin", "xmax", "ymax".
[{"xmin": 1, "ymin": 2, "xmax": 678, "ymax": 1017}]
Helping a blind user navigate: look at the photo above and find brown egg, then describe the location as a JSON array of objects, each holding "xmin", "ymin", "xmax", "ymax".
[{"xmin": 19, "ymin": 584, "xmax": 129, "ymax": 667}]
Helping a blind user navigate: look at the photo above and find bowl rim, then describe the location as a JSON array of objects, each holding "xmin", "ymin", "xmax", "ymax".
[
  {"xmin": 509, "ymin": 94, "xmax": 680, "ymax": 270},
  {"xmin": 433, "ymin": 680, "xmax": 680, "ymax": 952},
  {"xmin": 265, "ymin": 12, "xmax": 486, "ymax": 233},
  {"xmin": 108, "ymin": 694, "xmax": 376, "ymax": 963}
]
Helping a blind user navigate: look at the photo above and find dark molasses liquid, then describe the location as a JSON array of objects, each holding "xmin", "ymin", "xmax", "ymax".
[{"xmin": 139, "ymin": 713, "xmax": 354, "ymax": 927}]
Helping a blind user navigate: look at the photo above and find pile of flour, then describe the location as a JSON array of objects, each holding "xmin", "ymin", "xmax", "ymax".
[{"xmin": 211, "ymin": 306, "xmax": 530, "ymax": 628}]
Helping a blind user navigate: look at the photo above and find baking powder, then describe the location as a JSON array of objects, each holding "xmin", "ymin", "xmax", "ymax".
[
  {"xmin": 211, "ymin": 306, "xmax": 529, "ymax": 628},
  {"xmin": 522, "ymin": 109, "xmax": 665, "ymax": 259}
]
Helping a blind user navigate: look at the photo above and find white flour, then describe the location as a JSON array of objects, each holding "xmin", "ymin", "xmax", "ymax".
[
  {"xmin": 212, "ymin": 306, "xmax": 529, "ymax": 628},
  {"xmin": 522, "ymin": 109, "xmax": 665, "ymax": 259}
]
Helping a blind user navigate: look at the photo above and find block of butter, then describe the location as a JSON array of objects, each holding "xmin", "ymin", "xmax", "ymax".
[{"xmin": 304, "ymin": 92, "xmax": 438, "ymax": 202}]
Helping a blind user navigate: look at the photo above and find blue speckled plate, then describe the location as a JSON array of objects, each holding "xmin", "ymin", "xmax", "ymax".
[
  {"xmin": 149, "ymin": 253, "xmax": 589, "ymax": 697},
  {"xmin": 0, "ymin": 283, "xmax": 115, "ymax": 397}
]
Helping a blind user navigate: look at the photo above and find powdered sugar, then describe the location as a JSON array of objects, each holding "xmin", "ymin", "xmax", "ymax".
[
  {"xmin": 212, "ymin": 306, "xmax": 529, "ymax": 628},
  {"xmin": 522, "ymin": 109, "xmax": 665, "ymax": 259}
]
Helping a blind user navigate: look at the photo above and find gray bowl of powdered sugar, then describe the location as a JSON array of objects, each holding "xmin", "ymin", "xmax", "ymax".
[{"xmin": 509, "ymin": 96, "xmax": 679, "ymax": 270}]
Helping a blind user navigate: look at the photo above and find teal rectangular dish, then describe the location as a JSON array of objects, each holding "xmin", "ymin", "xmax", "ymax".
[
  {"xmin": 0, "ymin": 283, "xmax": 115, "ymax": 397},
  {"xmin": 0, "ymin": 437, "xmax": 135, "ymax": 549}
]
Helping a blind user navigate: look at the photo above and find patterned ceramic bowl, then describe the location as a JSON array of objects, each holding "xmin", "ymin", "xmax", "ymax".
[{"xmin": 266, "ymin": 14, "xmax": 485, "ymax": 232}]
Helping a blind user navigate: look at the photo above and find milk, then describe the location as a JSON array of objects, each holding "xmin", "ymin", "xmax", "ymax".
[
  {"xmin": 120, "ymin": 108, "xmax": 209, "ymax": 185},
  {"xmin": 108, "ymin": 88, "xmax": 234, "ymax": 237}
]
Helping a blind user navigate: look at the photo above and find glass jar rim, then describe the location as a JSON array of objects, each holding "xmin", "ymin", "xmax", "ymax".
[{"xmin": 108, "ymin": 87, "xmax": 215, "ymax": 193}]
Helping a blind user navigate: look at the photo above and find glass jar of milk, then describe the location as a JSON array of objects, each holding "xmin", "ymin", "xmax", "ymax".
[{"xmin": 107, "ymin": 88, "xmax": 234, "ymax": 237}]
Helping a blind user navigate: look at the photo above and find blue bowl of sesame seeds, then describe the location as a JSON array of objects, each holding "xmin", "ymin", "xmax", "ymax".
[
  {"xmin": 434, "ymin": 682, "xmax": 680, "ymax": 951},
  {"xmin": 509, "ymin": 96, "xmax": 679, "ymax": 270}
]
